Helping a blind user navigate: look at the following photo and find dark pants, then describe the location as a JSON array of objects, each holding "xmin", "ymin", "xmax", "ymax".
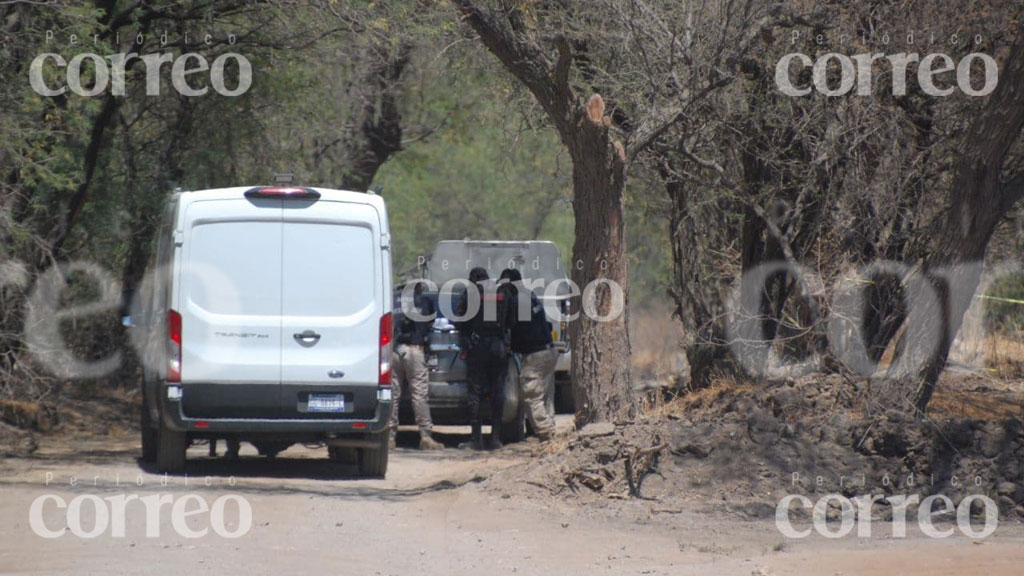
[{"xmin": 466, "ymin": 337, "xmax": 508, "ymax": 426}]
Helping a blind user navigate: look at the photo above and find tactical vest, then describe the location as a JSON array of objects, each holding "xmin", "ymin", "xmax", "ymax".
[{"xmin": 470, "ymin": 282, "xmax": 513, "ymax": 338}]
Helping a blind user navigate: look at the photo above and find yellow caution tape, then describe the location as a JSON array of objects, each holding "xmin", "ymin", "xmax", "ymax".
[
  {"xmin": 835, "ymin": 278, "xmax": 1024, "ymax": 306},
  {"xmin": 975, "ymin": 294, "xmax": 1024, "ymax": 306}
]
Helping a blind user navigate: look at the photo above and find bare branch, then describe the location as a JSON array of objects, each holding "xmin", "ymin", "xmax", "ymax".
[
  {"xmin": 625, "ymin": 104, "xmax": 685, "ymax": 164},
  {"xmin": 553, "ymin": 34, "xmax": 572, "ymax": 90},
  {"xmin": 456, "ymin": 0, "xmax": 573, "ymax": 134}
]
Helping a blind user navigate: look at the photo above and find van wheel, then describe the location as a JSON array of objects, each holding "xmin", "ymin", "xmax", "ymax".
[
  {"xmin": 156, "ymin": 424, "xmax": 186, "ymax": 473},
  {"xmin": 140, "ymin": 402, "xmax": 157, "ymax": 463},
  {"xmin": 358, "ymin": 434, "xmax": 389, "ymax": 478},
  {"xmin": 328, "ymin": 446, "xmax": 359, "ymax": 465}
]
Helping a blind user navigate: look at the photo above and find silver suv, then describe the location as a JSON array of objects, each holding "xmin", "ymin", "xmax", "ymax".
[{"xmin": 394, "ymin": 241, "xmax": 574, "ymax": 444}]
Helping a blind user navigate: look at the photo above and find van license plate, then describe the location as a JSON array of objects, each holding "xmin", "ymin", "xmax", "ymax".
[{"xmin": 308, "ymin": 394, "xmax": 345, "ymax": 412}]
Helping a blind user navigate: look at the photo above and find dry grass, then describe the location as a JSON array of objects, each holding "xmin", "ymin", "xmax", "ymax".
[
  {"xmin": 626, "ymin": 302, "xmax": 1024, "ymax": 424},
  {"xmin": 933, "ymin": 332, "xmax": 1024, "ymax": 420},
  {"xmin": 643, "ymin": 363, "xmax": 1024, "ymax": 425},
  {"xmin": 643, "ymin": 377, "xmax": 756, "ymax": 421},
  {"xmin": 629, "ymin": 303, "xmax": 687, "ymax": 383},
  {"xmin": 0, "ymin": 398, "xmax": 53, "ymax": 431},
  {"xmin": 930, "ymin": 331, "xmax": 1024, "ymax": 419},
  {"xmin": 981, "ymin": 333, "xmax": 1024, "ymax": 379},
  {"xmin": 929, "ymin": 383, "xmax": 1024, "ymax": 420}
]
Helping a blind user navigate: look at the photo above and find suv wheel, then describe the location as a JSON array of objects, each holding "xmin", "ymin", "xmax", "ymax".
[
  {"xmin": 358, "ymin": 433, "xmax": 389, "ymax": 478},
  {"xmin": 500, "ymin": 357, "xmax": 525, "ymax": 445},
  {"xmin": 156, "ymin": 424, "xmax": 186, "ymax": 473},
  {"xmin": 499, "ymin": 400, "xmax": 526, "ymax": 445},
  {"xmin": 555, "ymin": 375, "xmax": 576, "ymax": 414}
]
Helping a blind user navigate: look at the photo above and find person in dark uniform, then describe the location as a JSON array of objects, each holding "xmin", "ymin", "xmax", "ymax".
[
  {"xmin": 456, "ymin": 267, "xmax": 516, "ymax": 450},
  {"xmin": 501, "ymin": 268, "xmax": 558, "ymax": 442}
]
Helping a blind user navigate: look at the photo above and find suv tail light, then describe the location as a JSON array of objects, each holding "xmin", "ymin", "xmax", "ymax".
[
  {"xmin": 244, "ymin": 186, "xmax": 320, "ymax": 200},
  {"xmin": 379, "ymin": 312, "xmax": 393, "ymax": 387},
  {"xmin": 167, "ymin": 309, "xmax": 182, "ymax": 382}
]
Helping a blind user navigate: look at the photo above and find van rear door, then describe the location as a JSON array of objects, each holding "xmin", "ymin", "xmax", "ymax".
[
  {"xmin": 179, "ymin": 198, "xmax": 283, "ymax": 391},
  {"xmin": 279, "ymin": 200, "xmax": 382, "ymax": 418}
]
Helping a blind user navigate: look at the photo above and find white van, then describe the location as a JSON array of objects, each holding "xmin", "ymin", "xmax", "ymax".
[{"xmin": 137, "ymin": 186, "xmax": 394, "ymax": 476}]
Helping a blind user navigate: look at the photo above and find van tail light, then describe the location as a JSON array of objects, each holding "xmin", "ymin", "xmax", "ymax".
[
  {"xmin": 244, "ymin": 186, "xmax": 320, "ymax": 200},
  {"xmin": 378, "ymin": 312, "xmax": 393, "ymax": 388},
  {"xmin": 167, "ymin": 309, "xmax": 182, "ymax": 382}
]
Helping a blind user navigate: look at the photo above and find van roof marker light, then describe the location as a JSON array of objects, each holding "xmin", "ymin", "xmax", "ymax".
[{"xmin": 244, "ymin": 186, "xmax": 320, "ymax": 200}]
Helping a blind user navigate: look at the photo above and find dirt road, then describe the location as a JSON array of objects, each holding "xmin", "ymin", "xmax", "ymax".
[{"xmin": 2, "ymin": 420, "xmax": 1024, "ymax": 575}]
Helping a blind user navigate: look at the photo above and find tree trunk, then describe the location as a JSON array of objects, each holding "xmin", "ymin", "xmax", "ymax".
[
  {"xmin": 663, "ymin": 171, "xmax": 731, "ymax": 389},
  {"xmin": 340, "ymin": 43, "xmax": 411, "ymax": 191},
  {"xmin": 885, "ymin": 188, "xmax": 1002, "ymax": 414},
  {"xmin": 456, "ymin": 1, "xmax": 643, "ymax": 424},
  {"xmin": 567, "ymin": 98, "xmax": 636, "ymax": 423},
  {"xmin": 886, "ymin": 43, "xmax": 1024, "ymax": 414}
]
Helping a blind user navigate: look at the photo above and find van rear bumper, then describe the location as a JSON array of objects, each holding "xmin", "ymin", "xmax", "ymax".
[{"xmin": 158, "ymin": 382, "xmax": 390, "ymax": 434}]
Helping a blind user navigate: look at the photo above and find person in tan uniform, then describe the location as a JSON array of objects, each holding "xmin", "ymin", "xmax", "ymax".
[{"xmin": 390, "ymin": 282, "xmax": 444, "ymax": 450}]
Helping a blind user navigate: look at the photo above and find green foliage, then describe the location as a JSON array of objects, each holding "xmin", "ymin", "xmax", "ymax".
[
  {"xmin": 1, "ymin": 0, "xmax": 669, "ymax": 319},
  {"xmin": 984, "ymin": 272, "xmax": 1024, "ymax": 333},
  {"xmin": 373, "ymin": 61, "xmax": 574, "ymax": 278}
]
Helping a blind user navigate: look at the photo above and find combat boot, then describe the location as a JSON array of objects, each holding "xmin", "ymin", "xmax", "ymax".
[
  {"xmin": 419, "ymin": 433, "xmax": 444, "ymax": 450},
  {"xmin": 470, "ymin": 420, "xmax": 484, "ymax": 451}
]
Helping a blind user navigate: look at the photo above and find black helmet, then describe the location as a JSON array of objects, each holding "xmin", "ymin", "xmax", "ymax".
[{"xmin": 499, "ymin": 268, "xmax": 522, "ymax": 282}]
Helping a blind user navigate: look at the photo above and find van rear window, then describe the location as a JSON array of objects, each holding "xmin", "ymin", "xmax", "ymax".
[
  {"xmin": 282, "ymin": 222, "xmax": 376, "ymax": 317},
  {"xmin": 188, "ymin": 221, "xmax": 281, "ymax": 316}
]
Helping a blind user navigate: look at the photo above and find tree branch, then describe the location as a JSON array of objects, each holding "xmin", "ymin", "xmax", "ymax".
[
  {"xmin": 456, "ymin": 0, "xmax": 573, "ymax": 135},
  {"xmin": 963, "ymin": 42, "xmax": 1024, "ymax": 183},
  {"xmin": 625, "ymin": 104, "xmax": 685, "ymax": 164},
  {"xmin": 50, "ymin": 94, "xmax": 119, "ymax": 254},
  {"xmin": 553, "ymin": 34, "xmax": 572, "ymax": 90}
]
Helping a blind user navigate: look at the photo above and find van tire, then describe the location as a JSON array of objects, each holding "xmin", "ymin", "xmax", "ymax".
[
  {"xmin": 328, "ymin": 446, "xmax": 359, "ymax": 465},
  {"xmin": 358, "ymin": 433, "xmax": 389, "ymax": 478},
  {"xmin": 156, "ymin": 424, "xmax": 187, "ymax": 473},
  {"xmin": 140, "ymin": 402, "xmax": 157, "ymax": 463}
]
